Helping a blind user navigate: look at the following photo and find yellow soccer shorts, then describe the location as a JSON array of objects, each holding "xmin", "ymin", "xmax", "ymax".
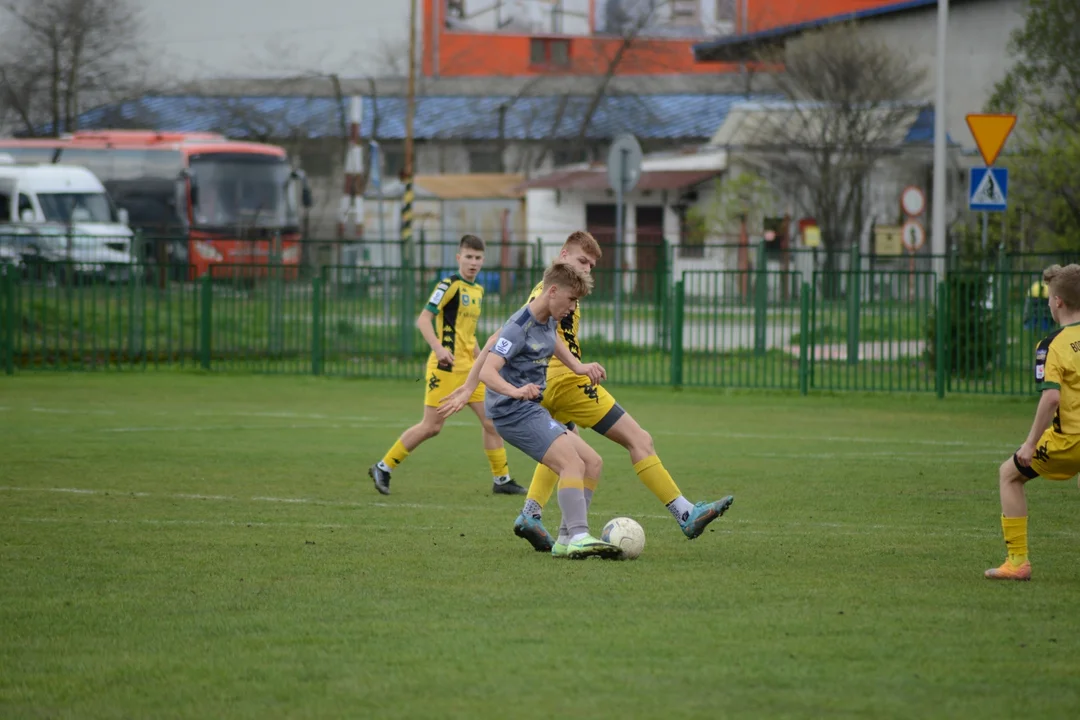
[
  {"xmin": 1017, "ymin": 427, "xmax": 1080, "ymax": 481},
  {"xmin": 423, "ymin": 365, "xmax": 485, "ymax": 408},
  {"xmin": 541, "ymin": 372, "xmax": 624, "ymax": 434}
]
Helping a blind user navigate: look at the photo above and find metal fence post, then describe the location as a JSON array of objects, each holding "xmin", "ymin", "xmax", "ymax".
[
  {"xmin": 670, "ymin": 279, "xmax": 685, "ymax": 387},
  {"xmin": 312, "ymin": 275, "xmax": 324, "ymax": 376},
  {"xmin": 996, "ymin": 246, "xmax": 1008, "ymax": 369},
  {"xmin": 2, "ymin": 269, "xmax": 13, "ymax": 375},
  {"xmin": 200, "ymin": 274, "xmax": 212, "ymax": 371},
  {"xmin": 400, "ymin": 247, "xmax": 415, "ymax": 359},
  {"xmin": 799, "ymin": 281, "xmax": 810, "ymax": 396},
  {"xmin": 754, "ymin": 241, "xmax": 767, "ymax": 357},
  {"xmin": 847, "ymin": 243, "xmax": 860, "ymax": 365},
  {"xmin": 655, "ymin": 237, "xmax": 669, "ymax": 350},
  {"xmin": 935, "ymin": 280, "xmax": 946, "ymax": 399}
]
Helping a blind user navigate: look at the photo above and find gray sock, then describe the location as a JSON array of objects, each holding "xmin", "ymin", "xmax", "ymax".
[
  {"xmin": 556, "ymin": 484, "xmax": 589, "ymax": 538},
  {"xmin": 558, "ymin": 488, "xmax": 594, "ymax": 543},
  {"xmin": 522, "ymin": 498, "xmax": 542, "ymax": 518}
]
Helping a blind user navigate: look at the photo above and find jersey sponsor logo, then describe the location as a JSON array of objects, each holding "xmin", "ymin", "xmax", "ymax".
[
  {"xmin": 429, "ymin": 284, "xmax": 448, "ymax": 305},
  {"xmin": 1037, "ymin": 348, "xmax": 1048, "ymax": 360},
  {"xmin": 1036, "ymin": 365, "xmax": 1045, "ymax": 380},
  {"xmin": 494, "ymin": 338, "xmax": 514, "ymax": 356}
]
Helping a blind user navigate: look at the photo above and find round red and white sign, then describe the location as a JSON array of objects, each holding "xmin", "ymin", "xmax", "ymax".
[{"xmin": 901, "ymin": 186, "xmax": 926, "ymax": 217}]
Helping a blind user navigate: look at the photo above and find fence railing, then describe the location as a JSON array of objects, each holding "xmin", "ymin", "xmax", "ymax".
[{"xmin": 0, "ymin": 259, "xmax": 1056, "ymax": 396}]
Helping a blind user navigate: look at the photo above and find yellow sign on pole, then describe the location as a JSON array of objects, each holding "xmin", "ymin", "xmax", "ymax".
[
  {"xmin": 965, "ymin": 113, "xmax": 1017, "ymax": 166},
  {"xmin": 802, "ymin": 225, "xmax": 821, "ymax": 248},
  {"xmin": 874, "ymin": 225, "xmax": 903, "ymax": 256}
]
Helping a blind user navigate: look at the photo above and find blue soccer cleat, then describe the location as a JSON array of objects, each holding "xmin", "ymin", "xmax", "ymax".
[
  {"xmin": 514, "ymin": 512, "xmax": 555, "ymax": 552},
  {"xmin": 680, "ymin": 496, "xmax": 734, "ymax": 539}
]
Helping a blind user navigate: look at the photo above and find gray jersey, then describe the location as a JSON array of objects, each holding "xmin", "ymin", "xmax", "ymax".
[{"xmin": 484, "ymin": 306, "xmax": 558, "ymax": 420}]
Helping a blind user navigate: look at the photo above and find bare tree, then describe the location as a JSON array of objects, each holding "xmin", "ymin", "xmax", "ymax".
[
  {"xmin": 733, "ymin": 24, "xmax": 927, "ymax": 289},
  {"xmin": 0, "ymin": 0, "xmax": 150, "ymax": 136}
]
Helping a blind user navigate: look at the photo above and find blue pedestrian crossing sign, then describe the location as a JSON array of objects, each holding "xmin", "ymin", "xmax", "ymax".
[{"xmin": 969, "ymin": 167, "xmax": 1008, "ymax": 211}]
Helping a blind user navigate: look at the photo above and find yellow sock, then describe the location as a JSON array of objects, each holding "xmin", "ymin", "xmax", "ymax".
[
  {"xmin": 1002, "ymin": 515, "xmax": 1029, "ymax": 566},
  {"xmin": 633, "ymin": 455, "xmax": 682, "ymax": 505},
  {"xmin": 485, "ymin": 448, "xmax": 509, "ymax": 478},
  {"xmin": 528, "ymin": 463, "xmax": 560, "ymax": 506},
  {"xmin": 583, "ymin": 477, "xmax": 599, "ymax": 492},
  {"xmin": 381, "ymin": 439, "xmax": 410, "ymax": 470}
]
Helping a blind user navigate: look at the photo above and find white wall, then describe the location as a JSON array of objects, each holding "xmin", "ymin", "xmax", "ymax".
[
  {"xmin": 861, "ymin": 0, "xmax": 1025, "ymax": 153},
  {"xmin": 136, "ymin": 0, "xmax": 410, "ymax": 80}
]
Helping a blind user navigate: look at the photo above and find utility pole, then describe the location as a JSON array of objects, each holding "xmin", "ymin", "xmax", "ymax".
[
  {"xmin": 402, "ymin": 0, "xmax": 418, "ymax": 267},
  {"xmin": 931, "ymin": 0, "xmax": 949, "ymax": 278}
]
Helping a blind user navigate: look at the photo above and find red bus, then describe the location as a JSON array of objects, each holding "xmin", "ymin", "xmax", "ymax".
[{"xmin": 0, "ymin": 131, "xmax": 312, "ymax": 278}]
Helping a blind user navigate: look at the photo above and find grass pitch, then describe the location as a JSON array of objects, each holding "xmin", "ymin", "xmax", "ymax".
[{"xmin": 1, "ymin": 374, "xmax": 1078, "ymax": 719}]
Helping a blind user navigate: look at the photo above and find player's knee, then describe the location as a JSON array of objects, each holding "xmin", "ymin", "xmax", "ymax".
[
  {"xmin": 584, "ymin": 453, "xmax": 603, "ymax": 480},
  {"xmin": 562, "ymin": 455, "xmax": 586, "ymax": 479},
  {"xmin": 635, "ymin": 427, "xmax": 655, "ymax": 455},
  {"xmin": 999, "ymin": 457, "xmax": 1030, "ymax": 486},
  {"xmin": 421, "ymin": 420, "xmax": 443, "ymax": 439}
]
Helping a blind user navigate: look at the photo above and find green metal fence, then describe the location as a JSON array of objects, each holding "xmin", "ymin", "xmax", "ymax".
[{"xmin": 0, "ymin": 259, "xmax": 1058, "ymax": 397}]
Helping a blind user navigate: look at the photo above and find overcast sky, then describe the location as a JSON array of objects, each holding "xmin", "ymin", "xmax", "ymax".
[{"xmin": 139, "ymin": 0, "xmax": 412, "ymax": 79}]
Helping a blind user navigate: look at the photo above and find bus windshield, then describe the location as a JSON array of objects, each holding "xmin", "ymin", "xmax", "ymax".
[
  {"xmin": 189, "ymin": 154, "xmax": 298, "ymax": 231},
  {"xmin": 38, "ymin": 192, "xmax": 115, "ymax": 223}
]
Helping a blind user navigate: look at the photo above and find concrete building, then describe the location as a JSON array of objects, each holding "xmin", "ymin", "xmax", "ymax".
[{"xmin": 692, "ymin": 0, "xmax": 1026, "ymax": 158}]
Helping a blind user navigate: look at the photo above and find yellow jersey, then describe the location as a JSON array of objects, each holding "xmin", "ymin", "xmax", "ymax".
[
  {"xmin": 527, "ymin": 280, "xmax": 581, "ymax": 379},
  {"xmin": 1035, "ymin": 322, "xmax": 1080, "ymax": 434},
  {"xmin": 425, "ymin": 274, "xmax": 483, "ymax": 372}
]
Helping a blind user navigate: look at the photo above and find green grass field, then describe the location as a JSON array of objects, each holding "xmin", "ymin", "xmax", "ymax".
[{"xmin": 2, "ymin": 374, "xmax": 1079, "ymax": 719}]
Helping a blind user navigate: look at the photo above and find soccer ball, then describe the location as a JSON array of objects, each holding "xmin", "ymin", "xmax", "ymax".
[{"xmin": 601, "ymin": 517, "xmax": 645, "ymax": 560}]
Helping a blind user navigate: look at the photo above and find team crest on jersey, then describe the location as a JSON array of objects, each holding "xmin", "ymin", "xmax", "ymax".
[{"xmin": 462, "ymin": 293, "xmax": 470, "ymax": 306}]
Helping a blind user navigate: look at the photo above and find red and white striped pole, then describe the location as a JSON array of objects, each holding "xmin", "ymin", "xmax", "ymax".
[{"xmin": 338, "ymin": 96, "xmax": 364, "ymax": 239}]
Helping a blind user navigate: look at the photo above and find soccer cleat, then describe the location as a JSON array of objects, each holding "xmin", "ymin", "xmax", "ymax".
[
  {"xmin": 551, "ymin": 541, "xmax": 569, "ymax": 559},
  {"xmin": 369, "ymin": 464, "xmax": 391, "ymax": 495},
  {"xmin": 567, "ymin": 534, "xmax": 624, "ymax": 560},
  {"xmin": 984, "ymin": 559, "xmax": 1032, "ymax": 581},
  {"xmin": 513, "ymin": 512, "xmax": 555, "ymax": 552},
  {"xmin": 680, "ymin": 496, "xmax": 735, "ymax": 539},
  {"xmin": 493, "ymin": 478, "xmax": 528, "ymax": 495}
]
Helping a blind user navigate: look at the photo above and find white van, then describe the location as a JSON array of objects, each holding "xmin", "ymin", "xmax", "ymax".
[{"xmin": 0, "ymin": 157, "xmax": 135, "ymax": 277}]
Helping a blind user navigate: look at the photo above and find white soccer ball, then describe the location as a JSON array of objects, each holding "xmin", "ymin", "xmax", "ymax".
[{"xmin": 601, "ymin": 517, "xmax": 645, "ymax": 560}]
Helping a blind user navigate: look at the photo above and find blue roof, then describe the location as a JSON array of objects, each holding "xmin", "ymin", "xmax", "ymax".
[
  {"xmin": 693, "ymin": 0, "xmax": 984, "ymax": 61},
  {"xmin": 75, "ymin": 93, "xmax": 759, "ymax": 141}
]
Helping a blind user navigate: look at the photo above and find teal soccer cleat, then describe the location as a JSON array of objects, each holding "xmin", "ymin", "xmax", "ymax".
[
  {"xmin": 680, "ymin": 496, "xmax": 734, "ymax": 539},
  {"xmin": 513, "ymin": 512, "xmax": 555, "ymax": 552}
]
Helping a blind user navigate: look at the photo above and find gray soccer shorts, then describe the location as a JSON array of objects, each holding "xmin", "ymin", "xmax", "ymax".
[{"xmin": 491, "ymin": 400, "xmax": 569, "ymax": 464}]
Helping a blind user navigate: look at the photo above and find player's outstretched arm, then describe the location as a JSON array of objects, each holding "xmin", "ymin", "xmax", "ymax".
[
  {"xmin": 553, "ymin": 337, "xmax": 605, "ymax": 386},
  {"xmin": 437, "ymin": 332, "xmax": 500, "ymax": 418},
  {"xmin": 416, "ymin": 309, "xmax": 453, "ymax": 367},
  {"xmin": 1016, "ymin": 388, "xmax": 1060, "ymax": 466},
  {"xmin": 478, "ymin": 353, "xmax": 539, "ymax": 401}
]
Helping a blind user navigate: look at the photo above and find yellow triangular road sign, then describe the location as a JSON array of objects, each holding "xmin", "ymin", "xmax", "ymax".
[{"xmin": 966, "ymin": 113, "xmax": 1017, "ymax": 166}]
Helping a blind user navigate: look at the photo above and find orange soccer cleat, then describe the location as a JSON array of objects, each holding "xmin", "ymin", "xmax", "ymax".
[{"xmin": 984, "ymin": 559, "xmax": 1032, "ymax": 581}]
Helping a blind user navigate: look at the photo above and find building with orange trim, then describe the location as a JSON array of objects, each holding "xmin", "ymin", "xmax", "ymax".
[{"xmin": 421, "ymin": 0, "xmax": 900, "ymax": 78}]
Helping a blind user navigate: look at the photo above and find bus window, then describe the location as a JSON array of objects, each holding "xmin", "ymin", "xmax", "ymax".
[
  {"xmin": 0, "ymin": 147, "xmax": 54, "ymax": 164},
  {"xmin": 110, "ymin": 150, "xmax": 148, "ymax": 180},
  {"xmin": 56, "ymin": 148, "xmax": 113, "ymax": 179},
  {"xmin": 144, "ymin": 150, "xmax": 184, "ymax": 181},
  {"xmin": 0, "ymin": 192, "xmax": 10, "ymax": 222}
]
